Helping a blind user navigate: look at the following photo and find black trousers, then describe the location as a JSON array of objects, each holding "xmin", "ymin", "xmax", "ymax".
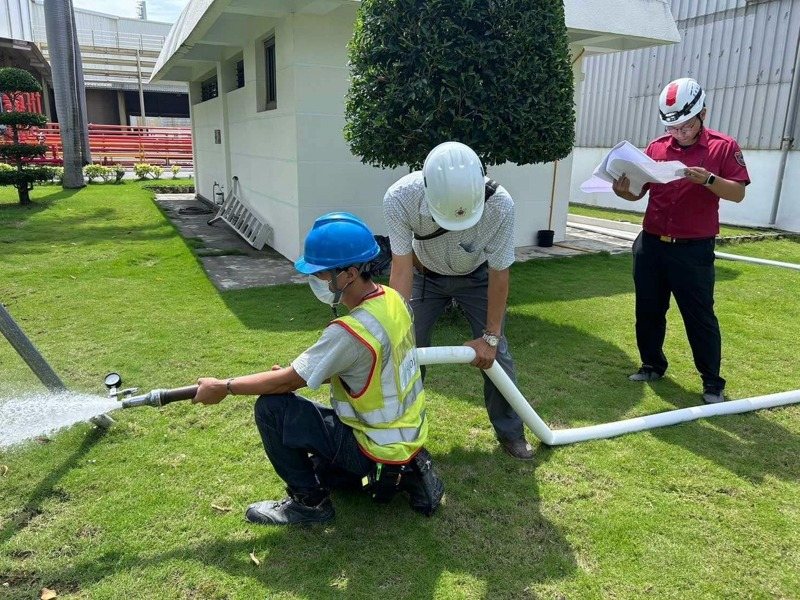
[
  {"xmin": 253, "ymin": 394, "xmax": 375, "ymax": 495},
  {"xmin": 632, "ymin": 231, "xmax": 725, "ymax": 392},
  {"xmin": 411, "ymin": 264, "xmax": 523, "ymax": 442}
]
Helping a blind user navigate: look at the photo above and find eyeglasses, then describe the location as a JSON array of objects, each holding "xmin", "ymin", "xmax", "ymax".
[{"xmin": 665, "ymin": 119, "xmax": 698, "ymax": 135}]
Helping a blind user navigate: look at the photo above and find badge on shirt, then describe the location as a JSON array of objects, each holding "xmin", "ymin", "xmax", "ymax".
[{"xmin": 734, "ymin": 150, "xmax": 746, "ymax": 167}]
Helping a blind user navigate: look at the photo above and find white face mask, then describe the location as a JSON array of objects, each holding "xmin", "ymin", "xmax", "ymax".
[{"xmin": 308, "ymin": 275, "xmax": 339, "ymax": 306}]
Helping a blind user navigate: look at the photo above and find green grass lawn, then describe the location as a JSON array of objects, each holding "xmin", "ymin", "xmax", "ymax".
[
  {"xmin": 2, "ymin": 183, "xmax": 799, "ymax": 599},
  {"xmin": 569, "ymin": 203, "xmax": 767, "ymax": 238}
]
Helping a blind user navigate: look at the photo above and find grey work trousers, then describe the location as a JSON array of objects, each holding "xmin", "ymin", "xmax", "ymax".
[{"xmin": 411, "ymin": 264, "xmax": 524, "ymax": 442}]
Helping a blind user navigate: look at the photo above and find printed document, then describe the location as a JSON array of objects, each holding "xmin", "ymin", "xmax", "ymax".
[{"xmin": 580, "ymin": 141, "xmax": 687, "ymax": 195}]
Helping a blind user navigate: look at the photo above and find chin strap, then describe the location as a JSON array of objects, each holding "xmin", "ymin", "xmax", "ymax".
[{"xmin": 328, "ymin": 263, "xmax": 368, "ymax": 317}]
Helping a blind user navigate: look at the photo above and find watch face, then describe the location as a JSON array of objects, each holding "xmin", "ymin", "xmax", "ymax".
[{"xmin": 483, "ymin": 334, "xmax": 499, "ymax": 347}]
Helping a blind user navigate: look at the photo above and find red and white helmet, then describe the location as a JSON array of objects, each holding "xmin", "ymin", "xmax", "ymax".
[{"xmin": 658, "ymin": 78, "xmax": 705, "ymax": 126}]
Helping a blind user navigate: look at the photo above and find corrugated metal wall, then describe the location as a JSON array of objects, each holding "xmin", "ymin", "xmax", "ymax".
[
  {"xmin": 0, "ymin": 0, "xmax": 34, "ymax": 41},
  {"xmin": 576, "ymin": 0, "xmax": 800, "ymax": 150}
]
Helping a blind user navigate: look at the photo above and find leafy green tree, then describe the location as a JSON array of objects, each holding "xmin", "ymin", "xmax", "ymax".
[
  {"xmin": 0, "ymin": 68, "xmax": 51, "ymax": 205},
  {"xmin": 345, "ymin": 0, "xmax": 575, "ymax": 169}
]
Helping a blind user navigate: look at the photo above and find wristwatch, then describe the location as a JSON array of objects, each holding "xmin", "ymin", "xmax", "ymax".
[
  {"xmin": 704, "ymin": 173, "xmax": 716, "ymax": 186},
  {"xmin": 482, "ymin": 331, "xmax": 500, "ymax": 347}
]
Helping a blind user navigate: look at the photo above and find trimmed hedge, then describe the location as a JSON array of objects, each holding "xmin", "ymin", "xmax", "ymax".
[
  {"xmin": 0, "ymin": 68, "xmax": 41, "ymax": 94},
  {"xmin": 0, "ymin": 111, "xmax": 47, "ymax": 128},
  {"xmin": 345, "ymin": 0, "xmax": 575, "ymax": 169}
]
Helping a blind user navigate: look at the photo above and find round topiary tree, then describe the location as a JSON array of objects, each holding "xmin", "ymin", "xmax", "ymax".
[
  {"xmin": 345, "ymin": 0, "xmax": 575, "ymax": 169},
  {"xmin": 0, "ymin": 67, "xmax": 51, "ymax": 205}
]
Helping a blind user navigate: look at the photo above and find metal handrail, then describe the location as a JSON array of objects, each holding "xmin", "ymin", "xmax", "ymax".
[{"xmin": 32, "ymin": 26, "xmax": 166, "ymax": 51}]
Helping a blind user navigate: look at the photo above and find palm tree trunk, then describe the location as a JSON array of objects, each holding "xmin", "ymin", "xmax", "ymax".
[{"xmin": 44, "ymin": 0, "xmax": 86, "ymax": 189}]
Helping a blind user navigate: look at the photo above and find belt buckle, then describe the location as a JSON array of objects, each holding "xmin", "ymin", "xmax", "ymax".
[{"xmin": 659, "ymin": 235, "xmax": 674, "ymax": 243}]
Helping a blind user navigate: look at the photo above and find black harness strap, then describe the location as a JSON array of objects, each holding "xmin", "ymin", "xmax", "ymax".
[{"xmin": 413, "ymin": 179, "xmax": 499, "ymax": 242}]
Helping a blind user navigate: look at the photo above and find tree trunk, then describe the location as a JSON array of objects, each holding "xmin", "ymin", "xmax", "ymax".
[
  {"xmin": 17, "ymin": 184, "xmax": 30, "ymax": 206},
  {"xmin": 44, "ymin": 0, "xmax": 86, "ymax": 189}
]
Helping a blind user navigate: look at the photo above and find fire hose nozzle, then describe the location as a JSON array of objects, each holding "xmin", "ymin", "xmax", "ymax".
[
  {"xmin": 121, "ymin": 391, "xmax": 160, "ymax": 408},
  {"xmin": 121, "ymin": 385, "xmax": 199, "ymax": 409}
]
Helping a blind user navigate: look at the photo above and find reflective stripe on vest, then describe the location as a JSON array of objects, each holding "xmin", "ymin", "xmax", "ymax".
[{"xmin": 330, "ymin": 287, "xmax": 426, "ymax": 460}]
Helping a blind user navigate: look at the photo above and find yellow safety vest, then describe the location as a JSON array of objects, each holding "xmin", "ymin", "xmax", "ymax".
[{"xmin": 329, "ymin": 286, "xmax": 427, "ymax": 464}]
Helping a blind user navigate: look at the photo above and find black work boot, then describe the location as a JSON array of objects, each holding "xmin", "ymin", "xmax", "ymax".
[
  {"xmin": 498, "ymin": 436, "xmax": 535, "ymax": 460},
  {"xmin": 245, "ymin": 488, "xmax": 335, "ymax": 526},
  {"xmin": 400, "ymin": 448, "xmax": 445, "ymax": 516},
  {"xmin": 702, "ymin": 387, "xmax": 727, "ymax": 404}
]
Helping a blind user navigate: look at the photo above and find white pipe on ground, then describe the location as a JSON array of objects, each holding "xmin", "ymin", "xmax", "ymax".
[
  {"xmin": 567, "ymin": 221, "xmax": 637, "ymax": 241},
  {"xmin": 714, "ymin": 251, "xmax": 800, "ymax": 271},
  {"xmin": 567, "ymin": 222, "xmax": 800, "ymax": 272},
  {"xmin": 416, "ymin": 346, "xmax": 800, "ymax": 446}
]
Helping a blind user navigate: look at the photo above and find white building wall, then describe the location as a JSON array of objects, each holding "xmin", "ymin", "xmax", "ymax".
[
  {"xmin": 570, "ymin": 147, "xmax": 800, "ymax": 233},
  {"xmin": 291, "ymin": 5, "xmax": 577, "ymax": 253},
  {"xmin": 191, "ymin": 95, "xmax": 226, "ymax": 208},
  {"xmin": 776, "ymin": 152, "xmax": 800, "ymax": 232},
  {"xmin": 225, "ymin": 17, "xmax": 301, "ymax": 258},
  {"xmin": 192, "ymin": 5, "xmax": 609, "ymax": 259},
  {"xmin": 293, "ymin": 7, "xmax": 405, "ymax": 252}
]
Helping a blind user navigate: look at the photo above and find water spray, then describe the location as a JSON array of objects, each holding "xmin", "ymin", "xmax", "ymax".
[{"xmin": 104, "ymin": 372, "xmax": 198, "ymax": 409}]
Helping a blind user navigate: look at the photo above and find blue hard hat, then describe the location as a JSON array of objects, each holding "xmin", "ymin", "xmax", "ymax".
[{"xmin": 295, "ymin": 212, "xmax": 380, "ymax": 274}]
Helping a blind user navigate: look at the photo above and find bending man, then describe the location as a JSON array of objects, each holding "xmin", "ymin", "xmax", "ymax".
[{"xmin": 383, "ymin": 141, "xmax": 533, "ymax": 460}]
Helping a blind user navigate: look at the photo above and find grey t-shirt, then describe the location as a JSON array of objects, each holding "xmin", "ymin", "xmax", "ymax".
[{"xmin": 291, "ymin": 323, "xmax": 373, "ymax": 393}]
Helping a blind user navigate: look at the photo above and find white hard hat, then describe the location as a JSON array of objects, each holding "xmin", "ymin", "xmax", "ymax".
[
  {"xmin": 658, "ymin": 78, "xmax": 706, "ymax": 126},
  {"xmin": 422, "ymin": 141, "xmax": 485, "ymax": 231}
]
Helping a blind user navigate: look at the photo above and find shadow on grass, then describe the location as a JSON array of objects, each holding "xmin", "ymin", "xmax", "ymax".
[
  {"xmin": 647, "ymin": 377, "xmax": 800, "ymax": 484},
  {"xmin": 0, "ymin": 207, "xmax": 181, "ymax": 259},
  {"xmin": 213, "ymin": 253, "xmax": 742, "ymax": 335},
  {"xmin": 0, "ymin": 188, "xmax": 80, "ymax": 218},
  {"xmin": 509, "ymin": 252, "xmax": 740, "ymax": 309},
  {"xmin": 430, "ymin": 308, "xmax": 800, "ymax": 486},
  {"xmin": 25, "ymin": 448, "xmax": 576, "ymax": 599},
  {"xmin": 0, "ymin": 427, "xmax": 107, "ymax": 547}
]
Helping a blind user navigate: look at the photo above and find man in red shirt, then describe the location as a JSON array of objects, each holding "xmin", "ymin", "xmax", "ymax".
[{"xmin": 612, "ymin": 78, "xmax": 749, "ymax": 404}]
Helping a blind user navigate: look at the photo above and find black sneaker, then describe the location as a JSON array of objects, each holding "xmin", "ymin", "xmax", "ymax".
[
  {"xmin": 245, "ymin": 491, "xmax": 335, "ymax": 526},
  {"xmin": 499, "ymin": 437, "xmax": 535, "ymax": 460},
  {"xmin": 628, "ymin": 366, "xmax": 663, "ymax": 382},
  {"xmin": 702, "ymin": 389, "xmax": 727, "ymax": 404}
]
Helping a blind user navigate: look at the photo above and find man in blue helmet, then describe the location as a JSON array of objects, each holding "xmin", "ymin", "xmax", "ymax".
[{"xmin": 194, "ymin": 212, "xmax": 443, "ymax": 525}]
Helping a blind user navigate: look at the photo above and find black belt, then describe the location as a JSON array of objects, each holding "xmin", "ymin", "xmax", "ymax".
[
  {"xmin": 645, "ymin": 231, "xmax": 715, "ymax": 245},
  {"xmin": 419, "ymin": 262, "xmax": 488, "ymax": 278}
]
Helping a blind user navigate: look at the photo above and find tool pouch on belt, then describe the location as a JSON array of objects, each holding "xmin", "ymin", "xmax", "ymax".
[
  {"xmin": 368, "ymin": 448, "xmax": 445, "ymax": 516},
  {"xmin": 368, "ymin": 462, "xmax": 404, "ymax": 504}
]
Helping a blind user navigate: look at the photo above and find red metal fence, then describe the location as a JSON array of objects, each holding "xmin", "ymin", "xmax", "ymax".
[{"xmin": 25, "ymin": 123, "xmax": 193, "ymax": 168}]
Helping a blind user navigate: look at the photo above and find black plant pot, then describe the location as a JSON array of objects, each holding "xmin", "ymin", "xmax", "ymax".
[{"xmin": 537, "ymin": 229, "xmax": 555, "ymax": 248}]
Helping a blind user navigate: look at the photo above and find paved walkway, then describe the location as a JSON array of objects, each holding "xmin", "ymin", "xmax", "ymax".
[{"xmin": 156, "ymin": 194, "xmax": 630, "ymax": 291}]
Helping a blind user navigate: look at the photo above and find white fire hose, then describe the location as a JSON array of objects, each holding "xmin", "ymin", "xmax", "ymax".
[{"xmin": 416, "ymin": 346, "xmax": 800, "ymax": 446}]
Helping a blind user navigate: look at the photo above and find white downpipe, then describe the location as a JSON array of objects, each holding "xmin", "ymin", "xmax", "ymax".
[
  {"xmin": 416, "ymin": 346, "xmax": 800, "ymax": 446},
  {"xmin": 567, "ymin": 222, "xmax": 800, "ymax": 272}
]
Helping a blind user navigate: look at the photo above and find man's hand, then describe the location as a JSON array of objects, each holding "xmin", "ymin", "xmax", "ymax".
[
  {"xmin": 682, "ymin": 166, "xmax": 711, "ymax": 185},
  {"xmin": 464, "ymin": 337, "xmax": 497, "ymax": 370},
  {"xmin": 193, "ymin": 377, "xmax": 227, "ymax": 405},
  {"xmin": 612, "ymin": 174, "xmax": 644, "ymax": 201}
]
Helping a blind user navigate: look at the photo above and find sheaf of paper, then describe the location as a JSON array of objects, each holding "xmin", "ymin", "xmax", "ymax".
[
  {"xmin": 592, "ymin": 141, "xmax": 651, "ymax": 183},
  {"xmin": 583, "ymin": 140, "xmax": 688, "ymax": 195},
  {"xmin": 609, "ymin": 159, "xmax": 686, "ymax": 184},
  {"xmin": 579, "ymin": 175, "xmax": 614, "ymax": 194}
]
